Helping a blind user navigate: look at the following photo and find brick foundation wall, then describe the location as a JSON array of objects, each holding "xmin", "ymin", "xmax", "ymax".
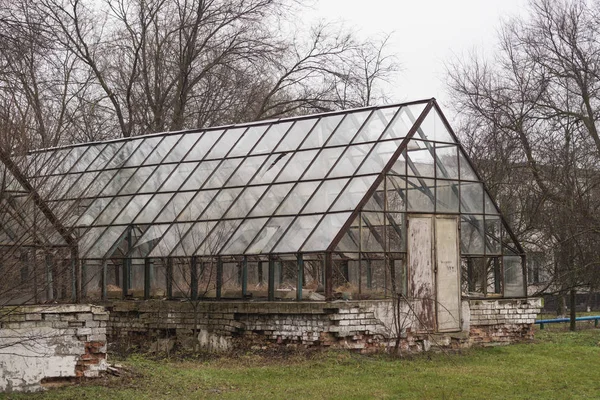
[
  {"xmin": 0, "ymin": 304, "xmax": 108, "ymax": 392},
  {"xmin": 468, "ymin": 298, "xmax": 543, "ymax": 346}
]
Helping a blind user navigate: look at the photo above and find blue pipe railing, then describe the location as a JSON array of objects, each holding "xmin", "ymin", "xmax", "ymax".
[{"xmin": 535, "ymin": 316, "xmax": 600, "ymax": 329}]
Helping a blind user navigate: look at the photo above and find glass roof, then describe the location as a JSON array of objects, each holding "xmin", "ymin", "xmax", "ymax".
[{"xmin": 10, "ymin": 99, "xmax": 522, "ymax": 260}]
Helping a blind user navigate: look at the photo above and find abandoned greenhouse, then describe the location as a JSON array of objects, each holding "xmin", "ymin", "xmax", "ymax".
[{"xmin": 0, "ymin": 98, "xmax": 542, "ymax": 362}]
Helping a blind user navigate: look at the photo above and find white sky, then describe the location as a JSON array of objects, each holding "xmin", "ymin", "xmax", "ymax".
[{"xmin": 304, "ymin": 0, "xmax": 528, "ymax": 120}]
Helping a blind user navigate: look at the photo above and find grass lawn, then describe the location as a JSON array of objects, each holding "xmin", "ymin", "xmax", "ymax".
[{"xmin": 2, "ymin": 328, "xmax": 599, "ymax": 400}]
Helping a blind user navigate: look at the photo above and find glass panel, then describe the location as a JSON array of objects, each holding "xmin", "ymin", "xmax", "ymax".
[
  {"xmin": 485, "ymin": 216, "xmax": 502, "ymax": 255},
  {"xmin": 387, "ymin": 213, "xmax": 406, "ymax": 252},
  {"xmin": 124, "ymin": 137, "xmax": 162, "ymax": 166},
  {"xmin": 276, "ymin": 181, "xmax": 319, "ymax": 215},
  {"xmin": 178, "ymin": 189, "xmax": 219, "ymax": 221},
  {"xmin": 335, "ymin": 216, "xmax": 360, "ymax": 253},
  {"xmin": 301, "ymin": 212, "xmax": 351, "ymax": 252},
  {"xmin": 84, "ymin": 226, "xmax": 127, "ymax": 259},
  {"xmin": 245, "ymin": 216, "xmax": 294, "ymax": 254},
  {"xmin": 229, "ymin": 125, "xmax": 268, "ymax": 156},
  {"xmin": 155, "ymin": 192, "xmax": 196, "ymax": 223},
  {"xmin": 71, "ymin": 145, "xmax": 104, "ymax": 172},
  {"xmin": 302, "ymin": 147, "xmax": 344, "ymax": 180},
  {"xmin": 459, "ymin": 151, "xmax": 477, "ymax": 180},
  {"xmin": 436, "ymin": 145, "xmax": 458, "ymax": 179},
  {"xmin": 119, "ymin": 166, "xmax": 156, "ymax": 195},
  {"xmin": 415, "ymin": 108, "xmax": 454, "ymax": 142},
  {"xmin": 381, "ymin": 104, "xmax": 426, "ymax": 140},
  {"xmin": 149, "ymin": 223, "xmax": 193, "ymax": 257},
  {"xmin": 275, "ymin": 150, "xmax": 318, "ymax": 182},
  {"xmin": 301, "ymin": 114, "xmax": 343, "ymax": 149},
  {"xmin": 358, "ymin": 140, "xmax": 401, "ymax": 175},
  {"xmin": 132, "ymin": 224, "xmax": 168, "ymax": 253},
  {"xmin": 331, "ymin": 175, "xmax": 376, "ymax": 212},
  {"xmin": 114, "ymin": 194, "xmax": 153, "ymax": 224},
  {"xmin": 224, "ymin": 186, "xmax": 268, "ymax": 219},
  {"xmin": 249, "ymin": 183, "xmax": 293, "ymax": 217},
  {"xmin": 461, "ymin": 182, "xmax": 484, "ymax": 213},
  {"xmin": 504, "ymin": 256, "xmax": 525, "ymax": 297},
  {"xmin": 303, "ymin": 178, "xmax": 349, "ymax": 214},
  {"xmin": 206, "ymin": 127, "xmax": 245, "ymax": 159},
  {"xmin": 328, "ymin": 144, "xmax": 372, "ymax": 178},
  {"xmin": 58, "ymin": 147, "xmax": 88, "ymax": 174},
  {"xmin": 161, "ymin": 132, "xmax": 200, "ymax": 163},
  {"xmin": 352, "ymin": 108, "xmax": 398, "ymax": 144},
  {"xmin": 89, "ymin": 143, "xmax": 122, "ymax": 170},
  {"xmin": 274, "ymin": 214, "xmax": 323, "ymax": 252},
  {"xmin": 199, "ymin": 188, "xmax": 242, "ymax": 220},
  {"xmin": 204, "ymin": 159, "xmax": 243, "ymax": 188},
  {"xmin": 99, "ymin": 168, "xmax": 135, "ymax": 196},
  {"xmin": 484, "ymin": 193, "xmax": 499, "ymax": 215},
  {"xmin": 64, "ymin": 171, "xmax": 100, "ymax": 199},
  {"xmin": 226, "ymin": 155, "xmax": 267, "ymax": 187},
  {"xmin": 75, "ymin": 197, "xmax": 111, "ymax": 226},
  {"xmin": 221, "ymin": 217, "xmax": 269, "ymax": 255},
  {"xmin": 436, "ymin": 180, "xmax": 459, "ymax": 213},
  {"xmin": 107, "ymin": 139, "xmax": 143, "ymax": 168},
  {"xmin": 170, "ymin": 221, "xmax": 218, "ymax": 257},
  {"xmin": 275, "ymin": 118, "xmax": 318, "ymax": 152},
  {"xmin": 387, "ymin": 176, "xmax": 406, "ymax": 212},
  {"xmin": 361, "ymin": 212, "xmax": 385, "ymax": 252},
  {"xmin": 144, "ymin": 135, "xmax": 181, "ymax": 164},
  {"xmin": 184, "ymin": 130, "xmax": 223, "ymax": 161},
  {"xmin": 362, "ymin": 181, "xmax": 385, "ymax": 211},
  {"xmin": 161, "ymin": 162, "xmax": 198, "ymax": 192},
  {"xmin": 406, "ymin": 144, "xmax": 435, "ymax": 177},
  {"xmin": 139, "ymin": 164, "xmax": 176, "ymax": 192},
  {"xmin": 406, "ymin": 177, "xmax": 435, "ymax": 212},
  {"xmin": 181, "ymin": 160, "xmax": 219, "ymax": 190},
  {"xmin": 461, "ymin": 215, "xmax": 485, "ymax": 255},
  {"xmin": 388, "ymin": 151, "xmax": 406, "ymax": 176},
  {"xmin": 326, "ymin": 111, "xmax": 369, "ymax": 146},
  {"xmin": 134, "ymin": 193, "xmax": 174, "ymax": 223},
  {"xmin": 251, "ymin": 122, "xmax": 293, "ymax": 154},
  {"xmin": 95, "ymin": 196, "xmax": 133, "ymax": 225},
  {"xmin": 196, "ymin": 219, "xmax": 243, "ymax": 255},
  {"xmin": 251, "ymin": 153, "xmax": 292, "ymax": 184}
]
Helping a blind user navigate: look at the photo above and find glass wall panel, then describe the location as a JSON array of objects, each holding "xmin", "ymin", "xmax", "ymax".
[
  {"xmin": 326, "ymin": 111, "xmax": 370, "ymax": 146},
  {"xmin": 95, "ymin": 196, "xmax": 133, "ymax": 225},
  {"xmin": 246, "ymin": 216, "xmax": 294, "ymax": 254},
  {"xmin": 301, "ymin": 212, "xmax": 351, "ymax": 252},
  {"xmin": 387, "ymin": 176, "xmax": 406, "ymax": 212},
  {"xmin": 415, "ymin": 108, "xmax": 454, "ymax": 142},
  {"xmin": 388, "ymin": 151, "xmax": 406, "ymax": 176},
  {"xmin": 100, "ymin": 168, "xmax": 135, "ymax": 196},
  {"xmin": 485, "ymin": 216, "xmax": 502, "ymax": 255},
  {"xmin": 228, "ymin": 125, "xmax": 268, "ymax": 157},
  {"xmin": 302, "ymin": 147, "xmax": 344, "ymax": 180},
  {"xmin": 221, "ymin": 218, "xmax": 268, "ymax": 254},
  {"xmin": 199, "ymin": 188, "xmax": 242, "ymax": 220},
  {"xmin": 119, "ymin": 166, "xmax": 156, "ymax": 195},
  {"xmin": 161, "ymin": 162, "xmax": 198, "ymax": 192},
  {"xmin": 114, "ymin": 194, "xmax": 153, "ymax": 224},
  {"xmin": 134, "ymin": 193, "xmax": 174, "ymax": 223},
  {"xmin": 435, "ymin": 145, "xmax": 459, "ymax": 179},
  {"xmin": 252, "ymin": 122, "xmax": 293, "ymax": 154},
  {"xmin": 331, "ymin": 175, "xmax": 376, "ymax": 212},
  {"xmin": 436, "ymin": 180, "xmax": 459, "ymax": 213},
  {"xmin": 276, "ymin": 181, "xmax": 319, "ymax": 215},
  {"xmin": 145, "ymin": 135, "xmax": 181, "ymax": 164},
  {"xmin": 301, "ymin": 114, "xmax": 343, "ymax": 149},
  {"xmin": 124, "ymin": 137, "xmax": 161, "ymax": 166},
  {"xmin": 181, "ymin": 160, "xmax": 218, "ymax": 190},
  {"xmin": 107, "ymin": 140, "xmax": 143, "ymax": 168},
  {"xmin": 303, "ymin": 178, "xmax": 348, "ymax": 214},
  {"xmin": 361, "ymin": 212, "xmax": 385, "ymax": 252},
  {"xmin": 275, "ymin": 119, "xmax": 318, "ymax": 152},
  {"xmin": 184, "ymin": 130, "xmax": 223, "ymax": 161},
  {"xmin": 335, "ymin": 216, "xmax": 360, "ymax": 254},
  {"xmin": 504, "ymin": 255, "xmax": 525, "ymax": 297},
  {"xmin": 460, "ymin": 182, "xmax": 484, "ymax": 213},
  {"xmin": 178, "ymin": 189, "xmax": 218, "ymax": 221},
  {"xmin": 274, "ymin": 214, "xmax": 322, "ymax": 253},
  {"xmin": 484, "ymin": 193, "xmax": 499, "ymax": 215},
  {"xmin": 140, "ymin": 164, "xmax": 176, "ymax": 192},
  {"xmin": 406, "ymin": 145, "xmax": 435, "ymax": 177},
  {"xmin": 206, "ymin": 127, "xmax": 245, "ymax": 159},
  {"xmin": 72, "ymin": 146, "xmax": 104, "ymax": 172},
  {"xmin": 358, "ymin": 140, "xmax": 400, "ymax": 175},
  {"xmin": 328, "ymin": 144, "xmax": 372, "ymax": 178},
  {"xmin": 362, "ymin": 181, "xmax": 385, "ymax": 211},
  {"xmin": 171, "ymin": 221, "xmax": 217, "ymax": 257},
  {"xmin": 352, "ymin": 107, "xmax": 398, "ymax": 144},
  {"xmin": 225, "ymin": 186, "xmax": 268, "ymax": 219},
  {"xmin": 163, "ymin": 132, "xmax": 202, "ymax": 162},
  {"xmin": 249, "ymin": 183, "xmax": 293, "ymax": 217},
  {"xmin": 459, "ymin": 151, "xmax": 478, "ymax": 180},
  {"xmin": 149, "ymin": 223, "xmax": 193, "ymax": 257},
  {"xmin": 406, "ymin": 177, "xmax": 435, "ymax": 212},
  {"xmin": 252, "ymin": 153, "xmax": 292, "ymax": 184},
  {"xmin": 226, "ymin": 155, "xmax": 267, "ymax": 187},
  {"xmin": 380, "ymin": 104, "xmax": 424, "ymax": 140},
  {"xmin": 276, "ymin": 150, "xmax": 318, "ymax": 182},
  {"xmin": 84, "ymin": 226, "xmax": 127, "ymax": 258},
  {"xmin": 387, "ymin": 213, "xmax": 406, "ymax": 252},
  {"xmin": 461, "ymin": 215, "xmax": 485, "ymax": 254},
  {"xmin": 155, "ymin": 192, "xmax": 195, "ymax": 222},
  {"xmin": 204, "ymin": 159, "xmax": 243, "ymax": 188}
]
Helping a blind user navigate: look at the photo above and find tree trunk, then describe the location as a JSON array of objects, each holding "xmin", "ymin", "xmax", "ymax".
[{"xmin": 569, "ymin": 288, "xmax": 577, "ymax": 331}]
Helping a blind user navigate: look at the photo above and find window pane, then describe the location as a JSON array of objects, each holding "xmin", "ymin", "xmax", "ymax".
[
  {"xmin": 387, "ymin": 176, "xmax": 406, "ymax": 212},
  {"xmin": 301, "ymin": 114, "xmax": 343, "ymax": 149},
  {"xmin": 352, "ymin": 108, "xmax": 398, "ymax": 144},
  {"xmin": 406, "ymin": 145, "xmax": 435, "ymax": 178},
  {"xmin": 276, "ymin": 150, "xmax": 318, "ymax": 182},
  {"xmin": 206, "ymin": 127, "xmax": 245, "ymax": 159},
  {"xmin": 161, "ymin": 162, "xmax": 198, "ymax": 192},
  {"xmin": 221, "ymin": 217, "xmax": 268, "ymax": 255},
  {"xmin": 163, "ymin": 132, "xmax": 202, "ymax": 162},
  {"xmin": 436, "ymin": 180, "xmax": 459, "ymax": 213},
  {"xmin": 358, "ymin": 140, "xmax": 400, "ymax": 175},
  {"xmin": 485, "ymin": 216, "xmax": 502, "ymax": 255},
  {"xmin": 361, "ymin": 212, "xmax": 384, "ymax": 252},
  {"xmin": 328, "ymin": 144, "xmax": 373, "ymax": 178},
  {"xmin": 135, "ymin": 193, "xmax": 174, "ymax": 223},
  {"xmin": 178, "ymin": 190, "xmax": 219, "ymax": 221},
  {"xmin": 276, "ymin": 181, "xmax": 319, "ymax": 215},
  {"xmin": 387, "ymin": 213, "xmax": 406, "ymax": 252},
  {"xmin": 204, "ymin": 159, "xmax": 243, "ymax": 188},
  {"xmin": 252, "ymin": 122, "xmax": 293, "ymax": 154},
  {"xmin": 229, "ymin": 125, "xmax": 268, "ymax": 157},
  {"xmin": 197, "ymin": 219, "xmax": 243, "ymax": 255},
  {"xmin": 140, "ymin": 164, "xmax": 176, "ymax": 192},
  {"xmin": 504, "ymin": 256, "xmax": 525, "ymax": 297},
  {"xmin": 331, "ymin": 175, "xmax": 376, "ymax": 212},
  {"xmin": 199, "ymin": 188, "xmax": 242, "ymax": 220},
  {"xmin": 461, "ymin": 182, "xmax": 484, "ymax": 213},
  {"xmin": 181, "ymin": 161, "xmax": 218, "ymax": 190},
  {"xmin": 155, "ymin": 192, "xmax": 196, "ymax": 223},
  {"xmin": 303, "ymin": 178, "xmax": 349, "ymax": 214},
  {"xmin": 246, "ymin": 216, "xmax": 294, "ymax": 254},
  {"xmin": 406, "ymin": 177, "xmax": 435, "ymax": 212},
  {"xmin": 301, "ymin": 212, "xmax": 351, "ymax": 252},
  {"xmin": 416, "ymin": 108, "xmax": 454, "ymax": 142},
  {"xmin": 252, "ymin": 153, "xmax": 292, "ymax": 184},
  {"xmin": 302, "ymin": 147, "xmax": 344, "ymax": 180},
  {"xmin": 171, "ymin": 221, "xmax": 218, "ymax": 257},
  {"xmin": 436, "ymin": 145, "xmax": 458, "ymax": 179},
  {"xmin": 381, "ymin": 104, "xmax": 426, "ymax": 140},
  {"xmin": 276, "ymin": 118, "xmax": 318, "ymax": 152},
  {"xmin": 145, "ymin": 135, "xmax": 181, "ymax": 164},
  {"xmin": 459, "ymin": 151, "xmax": 477, "ymax": 180},
  {"xmin": 249, "ymin": 183, "xmax": 293, "ymax": 217},
  {"xmin": 461, "ymin": 215, "xmax": 485, "ymax": 254},
  {"xmin": 327, "ymin": 111, "xmax": 370, "ymax": 146},
  {"xmin": 119, "ymin": 166, "xmax": 156, "ymax": 195},
  {"xmin": 275, "ymin": 214, "xmax": 322, "ymax": 253},
  {"xmin": 125, "ymin": 137, "xmax": 162, "ymax": 166},
  {"xmin": 184, "ymin": 130, "xmax": 223, "ymax": 161},
  {"xmin": 224, "ymin": 185, "xmax": 268, "ymax": 219}
]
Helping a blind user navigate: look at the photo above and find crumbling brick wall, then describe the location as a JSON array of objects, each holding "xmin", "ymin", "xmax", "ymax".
[{"xmin": 0, "ymin": 304, "xmax": 108, "ymax": 392}]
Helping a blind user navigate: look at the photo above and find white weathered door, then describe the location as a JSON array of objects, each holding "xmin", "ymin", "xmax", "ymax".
[
  {"xmin": 407, "ymin": 215, "xmax": 461, "ymax": 333},
  {"xmin": 434, "ymin": 216, "xmax": 461, "ymax": 332}
]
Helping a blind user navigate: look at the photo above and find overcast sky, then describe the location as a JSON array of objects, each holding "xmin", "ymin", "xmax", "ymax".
[{"xmin": 304, "ymin": 0, "xmax": 529, "ymax": 119}]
